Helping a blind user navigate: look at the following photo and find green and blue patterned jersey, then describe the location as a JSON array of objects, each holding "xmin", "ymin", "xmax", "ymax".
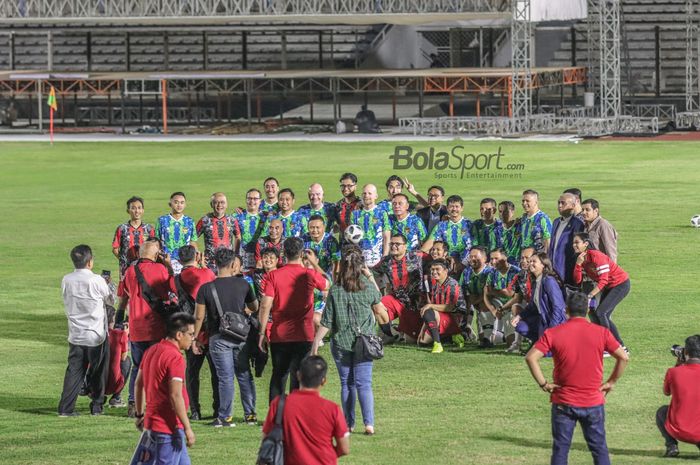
[
  {"xmin": 155, "ymin": 214, "xmax": 198, "ymax": 260},
  {"xmin": 303, "ymin": 233, "xmax": 340, "ymax": 275},
  {"xmin": 460, "ymin": 265, "xmax": 493, "ymax": 299},
  {"xmin": 389, "ymin": 213, "xmax": 428, "ymax": 251},
  {"xmin": 486, "ymin": 264, "xmax": 521, "ymax": 304},
  {"xmin": 236, "ymin": 210, "xmax": 265, "ymax": 269},
  {"xmin": 265, "ymin": 210, "xmax": 308, "ymax": 238},
  {"xmin": 519, "ymin": 210, "xmax": 552, "ymax": 253},
  {"xmin": 299, "ymin": 202, "xmax": 337, "ymax": 231},
  {"xmin": 429, "ymin": 217, "xmax": 473, "ymax": 258},
  {"xmin": 471, "ymin": 219, "xmax": 504, "ymax": 253},
  {"xmin": 501, "ymin": 222, "xmax": 521, "ymax": 265},
  {"xmin": 352, "ymin": 206, "xmax": 391, "ymax": 266}
]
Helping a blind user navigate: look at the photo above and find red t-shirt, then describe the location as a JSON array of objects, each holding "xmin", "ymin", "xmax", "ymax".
[
  {"xmin": 106, "ymin": 328, "xmax": 128, "ymax": 395},
  {"xmin": 263, "ymin": 390, "xmax": 348, "ymax": 465},
  {"xmin": 123, "ymin": 259, "xmax": 175, "ymax": 342},
  {"xmin": 263, "ymin": 264, "xmax": 327, "ymax": 343},
  {"xmin": 664, "ymin": 363, "xmax": 700, "ymax": 444},
  {"xmin": 142, "ymin": 340, "xmax": 189, "ymax": 435},
  {"xmin": 573, "ymin": 249, "xmax": 629, "ymax": 291},
  {"xmin": 534, "ymin": 318, "xmax": 621, "ymax": 407},
  {"xmin": 179, "ymin": 266, "xmax": 216, "ymax": 344}
]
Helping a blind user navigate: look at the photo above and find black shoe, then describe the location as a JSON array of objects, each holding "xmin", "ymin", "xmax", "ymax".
[
  {"xmin": 663, "ymin": 445, "xmax": 679, "ymax": 457},
  {"xmin": 190, "ymin": 410, "xmax": 201, "ymax": 421},
  {"xmin": 91, "ymin": 404, "xmax": 104, "ymax": 416},
  {"xmin": 209, "ymin": 418, "xmax": 235, "ymax": 428},
  {"xmin": 58, "ymin": 411, "xmax": 80, "ymax": 417},
  {"xmin": 245, "ymin": 414, "xmax": 257, "ymax": 425},
  {"xmin": 478, "ymin": 338, "xmax": 493, "ymax": 349}
]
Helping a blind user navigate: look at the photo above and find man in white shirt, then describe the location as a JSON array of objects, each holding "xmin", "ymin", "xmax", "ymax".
[{"xmin": 58, "ymin": 245, "xmax": 111, "ymax": 417}]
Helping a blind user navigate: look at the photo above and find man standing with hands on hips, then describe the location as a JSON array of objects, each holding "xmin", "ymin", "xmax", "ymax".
[
  {"xmin": 525, "ymin": 290, "xmax": 629, "ymax": 465},
  {"xmin": 133, "ymin": 313, "xmax": 196, "ymax": 465}
]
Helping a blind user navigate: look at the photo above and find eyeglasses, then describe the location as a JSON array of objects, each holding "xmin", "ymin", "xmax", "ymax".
[
  {"xmin": 182, "ymin": 331, "xmax": 196, "ymax": 338},
  {"xmin": 427, "ymin": 194, "xmax": 442, "ymax": 198},
  {"xmin": 389, "ymin": 242, "xmax": 406, "ymax": 247},
  {"xmin": 246, "ymin": 197, "xmax": 261, "ymax": 201},
  {"xmin": 340, "ymin": 183, "xmax": 356, "ymax": 189}
]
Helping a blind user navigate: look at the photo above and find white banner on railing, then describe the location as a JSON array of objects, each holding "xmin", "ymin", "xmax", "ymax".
[{"xmin": 532, "ymin": 0, "xmax": 587, "ymax": 21}]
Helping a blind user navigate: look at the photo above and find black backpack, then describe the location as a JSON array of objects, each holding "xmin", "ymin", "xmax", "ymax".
[
  {"xmin": 256, "ymin": 395, "xmax": 286, "ymax": 465},
  {"xmin": 174, "ymin": 273, "xmax": 195, "ymax": 315}
]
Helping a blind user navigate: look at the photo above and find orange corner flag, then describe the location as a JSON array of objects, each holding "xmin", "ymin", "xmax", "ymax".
[{"xmin": 47, "ymin": 86, "xmax": 58, "ymax": 112}]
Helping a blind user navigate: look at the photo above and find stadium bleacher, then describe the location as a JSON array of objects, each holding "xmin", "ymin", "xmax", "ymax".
[
  {"xmin": 2, "ymin": 26, "xmax": 381, "ymax": 72},
  {"xmin": 548, "ymin": 0, "xmax": 688, "ymax": 95}
]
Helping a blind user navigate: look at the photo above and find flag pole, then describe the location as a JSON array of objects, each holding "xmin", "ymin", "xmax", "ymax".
[
  {"xmin": 47, "ymin": 85, "xmax": 58, "ymax": 145},
  {"xmin": 50, "ymin": 106, "xmax": 54, "ymax": 145}
]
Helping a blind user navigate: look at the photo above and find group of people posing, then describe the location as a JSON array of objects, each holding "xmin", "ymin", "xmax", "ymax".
[{"xmin": 57, "ymin": 173, "xmax": 641, "ymax": 465}]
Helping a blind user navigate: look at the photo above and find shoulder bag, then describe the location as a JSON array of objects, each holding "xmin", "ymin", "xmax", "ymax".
[{"xmin": 211, "ymin": 283, "xmax": 250, "ymax": 343}]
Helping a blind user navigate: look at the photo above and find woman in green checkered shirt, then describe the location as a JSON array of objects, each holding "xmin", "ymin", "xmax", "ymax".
[{"xmin": 312, "ymin": 246, "xmax": 385, "ymax": 436}]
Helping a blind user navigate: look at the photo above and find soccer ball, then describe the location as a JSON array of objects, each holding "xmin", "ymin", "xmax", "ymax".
[
  {"xmin": 344, "ymin": 225, "xmax": 363, "ymax": 244},
  {"xmin": 692, "ymin": 215, "xmax": 700, "ymax": 228}
]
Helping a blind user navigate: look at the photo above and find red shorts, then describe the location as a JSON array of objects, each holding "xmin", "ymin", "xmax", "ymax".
[
  {"xmin": 381, "ymin": 295, "xmax": 422, "ymax": 338},
  {"xmin": 438, "ymin": 312, "xmax": 462, "ymax": 337}
]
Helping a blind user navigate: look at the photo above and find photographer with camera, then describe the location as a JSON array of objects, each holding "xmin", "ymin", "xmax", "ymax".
[
  {"xmin": 656, "ymin": 335, "xmax": 700, "ymax": 458},
  {"xmin": 122, "ymin": 237, "xmax": 176, "ymax": 417}
]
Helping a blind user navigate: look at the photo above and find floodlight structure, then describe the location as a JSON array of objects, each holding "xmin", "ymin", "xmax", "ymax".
[
  {"xmin": 598, "ymin": 0, "xmax": 620, "ymax": 118},
  {"xmin": 510, "ymin": 0, "xmax": 532, "ymax": 133},
  {"xmin": 586, "ymin": 0, "xmax": 599, "ymax": 95},
  {"xmin": 685, "ymin": 0, "xmax": 699, "ymax": 112}
]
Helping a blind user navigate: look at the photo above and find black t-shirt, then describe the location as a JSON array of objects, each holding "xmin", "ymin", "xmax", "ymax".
[{"xmin": 196, "ymin": 276, "xmax": 257, "ymax": 336}]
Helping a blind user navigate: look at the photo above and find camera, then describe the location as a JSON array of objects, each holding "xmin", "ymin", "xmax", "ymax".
[{"xmin": 671, "ymin": 344, "xmax": 686, "ymax": 363}]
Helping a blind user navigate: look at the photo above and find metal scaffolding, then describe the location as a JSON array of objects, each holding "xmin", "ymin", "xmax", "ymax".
[
  {"xmin": 586, "ymin": 0, "xmax": 599, "ymax": 94},
  {"xmin": 598, "ymin": 0, "xmax": 620, "ymax": 118},
  {"xmin": 510, "ymin": 0, "xmax": 531, "ymax": 133},
  {"xmin": 686, "ymin": 0, "xmax": 699, "ymax": 111},
  {"xmin": 0, "ymin": 0, "xmax": 507, "ymax": 21}
]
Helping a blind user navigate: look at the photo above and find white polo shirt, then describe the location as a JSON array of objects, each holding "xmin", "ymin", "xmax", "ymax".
[{"xmin": 61, "ymin": 268, "xmax": 110, "ymax": 347}]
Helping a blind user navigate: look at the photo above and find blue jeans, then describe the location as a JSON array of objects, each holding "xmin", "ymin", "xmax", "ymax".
[
  {"xmin": 331, "ymin": 342, "xmax": 374, "ymax": 428},
  {"xmin": 129, "ymin": 341, "xmax": 155, "ymax": 403},
  {"xmin": 153, "ymin": 429, "xmax": 190, "ymax": 465},
  {"xmin": 208, "ymin": 334, "xmax": 256, "ymax": 420},
  {"xmin": 551, "ymin": 404, "xmax": 610, "ymax": 465}
]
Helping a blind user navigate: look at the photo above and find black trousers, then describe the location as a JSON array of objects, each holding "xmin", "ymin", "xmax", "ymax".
[
  {"xmin": 58, "ymin": 341, "xmax": 109, "ymax": 414},
  {"xmin": 589, "ymin": 279, "xmax": 630, "ymax": 346},
  {"xmin": 185, "ymin": 348, "xmax": 220, "ymax": 416},
  {"xmin": 269, "ymin": 341, "xmax": 312, "ymax": 404}
]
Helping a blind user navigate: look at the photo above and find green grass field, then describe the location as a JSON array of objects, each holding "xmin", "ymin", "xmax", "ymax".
[{"xmin": 1, "ymin": 139, "xmax": 699, "ymax": 465}]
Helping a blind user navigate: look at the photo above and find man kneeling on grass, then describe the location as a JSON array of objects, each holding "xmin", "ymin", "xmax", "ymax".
[
  {"xmin": 418, "ymin": 259, "xmax": 467, "ymax": 354},
  {"xmin": 525, "ymin": 290, "xmax": 628, "ymax": 465}
]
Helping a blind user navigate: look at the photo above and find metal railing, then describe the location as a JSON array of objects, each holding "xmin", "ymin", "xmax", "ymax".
[
  {"xmin": 399, "ymin": 113, "xmax": 659, "ymax": 137},
  {"xmin": 622, "ymin": 103, "xmax": 676, "ymax": 121},
  {"xmin": 0, "ymin": 0, "xmax": 508, "ymax": 20}
]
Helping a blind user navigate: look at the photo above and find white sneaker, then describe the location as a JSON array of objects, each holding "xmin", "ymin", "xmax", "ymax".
[
  {"xmin": 505, "ymin": 341, "xmax": 520, "ymax": 353},
  {"xmin": 603, "ymin": 351, "xmax": 611, "ymax": 358}
]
